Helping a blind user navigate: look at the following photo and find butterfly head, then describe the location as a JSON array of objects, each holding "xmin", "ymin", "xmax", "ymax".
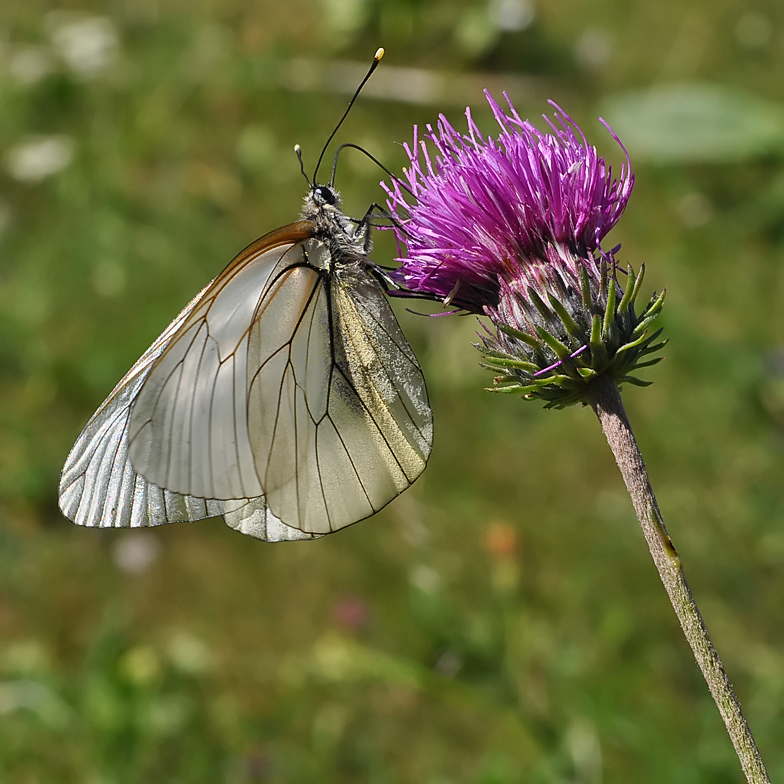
[
  {"xmin": 302, "ymin": 182, "xmax": 368, "ymax": 263},
  {"xmin": 307, "ymin": 184, "xmax": 345, "ymax": 224},
  {"xmin": 312, "ymin": 185, "xmax": 340, "ymax": 207},
  {"xmin": 303, "ymin": 184, "xmax": 349, "ymax": 227}
]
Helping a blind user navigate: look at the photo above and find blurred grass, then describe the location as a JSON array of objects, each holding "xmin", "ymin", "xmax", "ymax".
[{"xmin": 1, "ymin": 0, "xmax": 784, "ymax": 782}]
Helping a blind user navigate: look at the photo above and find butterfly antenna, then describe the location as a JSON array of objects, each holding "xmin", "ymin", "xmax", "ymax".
[
  {"xmin": 294, "ymin": 144, "xmax": 312, "ymax": 188},
  {"xmin": 330, "ymin": 142, "xmax": 414, "ymax": 195},
  {"xmin": 312, "ymin": 47, "xmax": 384, "ymax": 184}
]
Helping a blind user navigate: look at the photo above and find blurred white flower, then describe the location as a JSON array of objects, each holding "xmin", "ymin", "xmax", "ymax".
[
  {"xmin": 455, "ymin": 7, "xmax": 497, "ymax": 57},
  {"xmin": 409, "ymin": 564, "xmax": 442, "ymax": 594},
  {"xmin": 574, "ymin": 28, "xmax": 614, "ymax": 70},
  {"xmin": 9, "ymin": 47, "xmax": 55, "ymax": 86},
  {"xmin": 489, "ymin": 0, "xmax": 536, "ymax": 32},
  {"xmin": 321, "ymin": 0, "xmax": 369, "ymax": 39},
  {"xmin": 47, "ymin": 13, "xmax": 118, "ymax": 79},
  {"xmin": 5, "ymin": 136, "xmax": 75, "ymax": 183},
  {"xmin": 167, "ymin": 633, "xmax": 212, "ymax": 675},
  {"xmin": 119, "ymin": 645, "xmax": 161, "ymax": 685},
  {"xmin": 112, "ymin": 533, "xmax": 161, "ymax": 575},
  {"xmin": 567, "ymin": 720, "xmax": 603, "ymax": 784}
]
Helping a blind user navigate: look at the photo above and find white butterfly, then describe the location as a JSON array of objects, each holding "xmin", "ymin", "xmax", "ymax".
[{"xmin": 58, "ymin": 183, "xmax": 433, "ymax": 541}]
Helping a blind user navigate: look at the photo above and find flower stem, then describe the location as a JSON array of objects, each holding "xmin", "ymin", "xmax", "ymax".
[{"xmin": 587, "ymin": 375, "xmax": 769, "ymax": 784}]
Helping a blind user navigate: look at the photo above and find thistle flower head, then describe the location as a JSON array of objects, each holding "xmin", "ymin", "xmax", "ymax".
[
  {"xmin": 384, "ymin": 93, "xmax": 633, "ymax": 312},
  {"xmin": 384, "ymin": 93, "xmax": 666, "ymax": 407}
]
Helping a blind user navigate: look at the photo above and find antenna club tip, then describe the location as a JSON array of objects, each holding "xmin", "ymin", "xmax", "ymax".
[
  {"xmin": 374, "ymin": 48, "xmax": 385, "ymax": 61},
  {"xmin": 294, "ymin": 144, "xmax": 302, "ymax": 153}
]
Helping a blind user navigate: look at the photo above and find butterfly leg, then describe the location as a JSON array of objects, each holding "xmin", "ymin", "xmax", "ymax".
[{"xmin": 353, "ymin": 203, "xmax": 410, "ymax": 253}]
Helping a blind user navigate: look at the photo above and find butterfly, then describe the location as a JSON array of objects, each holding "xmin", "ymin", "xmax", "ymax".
[{"xmin": 58, "ymin": 51, "xmax": 433, "ymax": 542}]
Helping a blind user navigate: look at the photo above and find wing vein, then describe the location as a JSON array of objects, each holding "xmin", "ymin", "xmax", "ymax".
[
  {"xmin": 327, "ymin": 405, "xmax": 376, "ymax": 509},
  {"xmin": 231, "ymin": 354, "xmax": 245, "ymax": 496},
  {"xmin": 188, "ymin": 326, "xmax": 211, "ymax": 492}
]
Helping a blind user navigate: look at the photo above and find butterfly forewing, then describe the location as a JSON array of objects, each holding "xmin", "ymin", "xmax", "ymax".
[
  {"xmin": 59, "ymin": 228, "xmax": 320, "ymax": 542},
  {"xmin": 59, "ymin": 281, "xmax": 226, "ymax": 529},
  {"xmin": 127, "ymin": 228, "xmax": 312, "ymax": 501}
]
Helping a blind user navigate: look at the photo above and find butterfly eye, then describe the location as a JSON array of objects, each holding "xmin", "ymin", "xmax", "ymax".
[{"xmin": 314, "ymin": 186, "xmax": 337, "ymax": 205}]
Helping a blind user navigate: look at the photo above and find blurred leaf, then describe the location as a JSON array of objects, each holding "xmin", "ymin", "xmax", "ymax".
[{"xmin": 601, "ymin": 83, "xmax": 784, "ymax": 163}]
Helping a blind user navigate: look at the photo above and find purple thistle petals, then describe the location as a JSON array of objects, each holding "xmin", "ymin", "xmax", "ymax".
[{"xmin": 384, "ymin": 93, "xmax": 634, "ymax": 314}]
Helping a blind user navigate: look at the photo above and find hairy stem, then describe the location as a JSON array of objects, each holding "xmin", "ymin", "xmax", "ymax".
[{"xmin": 587, "ymin": 375, "xmax": 769, "ymax": 784}]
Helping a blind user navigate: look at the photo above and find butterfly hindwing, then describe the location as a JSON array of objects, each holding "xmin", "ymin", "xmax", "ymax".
[
  {"xmin": 332, "ymin": 267, "xmax": 432, "ymax": 476},
  {"xmin": 246, "ymin": 239, "xmax": 433, "ymax": 534},
  {"xmin": 127, "ymin": 230, "xmax": 312, "ymax": 501}
]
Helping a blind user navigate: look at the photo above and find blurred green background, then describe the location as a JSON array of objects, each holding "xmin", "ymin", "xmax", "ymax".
[{"xmin": 1, "ymin": 0, "xmax": 784, "ymax": 782}]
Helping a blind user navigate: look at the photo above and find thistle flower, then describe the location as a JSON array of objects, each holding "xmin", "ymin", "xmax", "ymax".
[
  {"xmin": 384, "ymin": 93, "xmax": 666, "ymax": 407},
  {"xmin": 383, "ymin": 94, "xmax": 771, "ymax": 782}
]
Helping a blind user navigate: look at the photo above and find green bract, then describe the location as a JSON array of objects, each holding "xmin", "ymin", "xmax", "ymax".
[{"xmin": 479, "ymin": 263, "xmax": 666, "ymax": 408}]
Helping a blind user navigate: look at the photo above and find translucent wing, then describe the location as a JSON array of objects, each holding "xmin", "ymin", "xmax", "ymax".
[
  {"xmin": 59, "ymin": 225, "xmax": 320, "ymax": 542},
  {"xmin": 127, "ymin": 224, "xmax": 315, "ymax": 501},
  {"xmin": 222, "ymin": 498, "xmax": 320, "ymax": 542},
  {"xmin": 247, "ymin": 239, "xmax": 433, "ymax": 534}
]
